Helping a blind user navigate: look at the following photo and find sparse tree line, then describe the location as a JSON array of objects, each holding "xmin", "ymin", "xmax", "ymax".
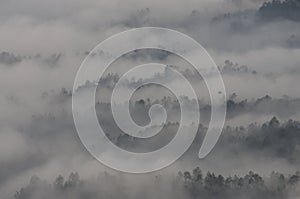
[
  {"xmin": 14, "ymin": 168, "xmax": 300, "ymax": 199},
  {"xmin": 0, "ymin": 51, "xmax": 64, "ymax": 66}
]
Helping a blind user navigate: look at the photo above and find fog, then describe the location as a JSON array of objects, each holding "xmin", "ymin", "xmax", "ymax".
[{"xmin": 1, "ymin": 0, "xmax": 300, "ymax": 198}]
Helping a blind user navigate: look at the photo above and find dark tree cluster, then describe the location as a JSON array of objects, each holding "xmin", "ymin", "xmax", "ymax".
[
  {"xmin": 219, "ymin": 117, "xmax": 300, "ymax": 162},
  {"xmin": 258, "ymin": 0, "xmax": 300, "ymax": 21},
  {"xmin": 0, "ymin": 52, "xmax": 22, "ymax": 65},
  {"xmin": 286, "ymin": 34, "xmax": 300, "ymax": 48}
]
